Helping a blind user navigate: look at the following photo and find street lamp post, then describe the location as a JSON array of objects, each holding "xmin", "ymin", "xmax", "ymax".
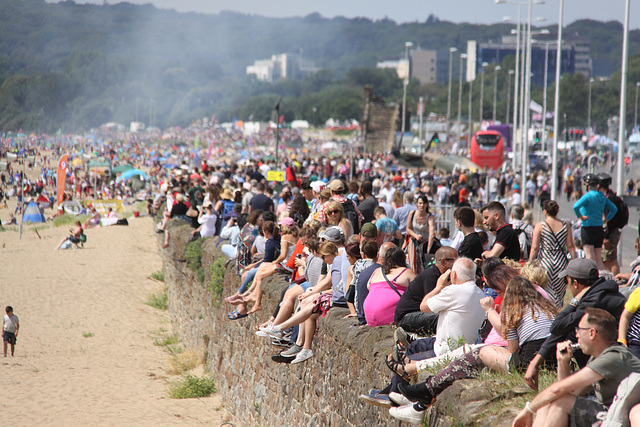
[
  {"xmin": 458, "ymin": 53, "xmax": 468, "ymax": 149},
  {"xmin": 541, "ymin": 42, "xmax": 551, "ymax": 153},
  {"xmin": 550, "ymin": 0, "xmax": 564, "ymax": 201},
  {"xmin": 493, "ymin": 66, "xmax": 502, "ymax": 122},
  {"xmin": 617, "ymin": 0, "xmax": 630, "ymax": 197},
  {"xmin": 480, "ymin": 62, "xmax": 488, "ymax": 123},
  {"xmin": 401, "ymin": 41, "xmax": 414, "ymax": 149},
  {"xmin": 588, "ymin": 77, "xmax": 595, "ymax": 137},
  {"xmin": 634, "ymin": 82, "xmax": 640, "ymax": 133},
  {"xmin": 447, "ymin": 47, "xmax": 457, "ymax": 137},
  {"xmin": 506, "ymin": 69, "xmax": 514, "ymax": 123},
  {"xmin": 468, "ymin": 80, "xmax": 474, "ymax": 146}
]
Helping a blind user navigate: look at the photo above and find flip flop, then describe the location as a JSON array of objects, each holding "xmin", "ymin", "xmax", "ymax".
[{"xmin": 227, "ymin": 309, "xmax": 248, "ymax": 320}]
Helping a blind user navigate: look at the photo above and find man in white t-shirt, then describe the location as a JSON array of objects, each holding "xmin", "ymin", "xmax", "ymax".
[
  {"xmin": 416, "ymin": 257, "xmax": 486, "ymax": 357},
  {"xmin": 3, "ymin": 306, "xmax": 19, "ymax": 357}
]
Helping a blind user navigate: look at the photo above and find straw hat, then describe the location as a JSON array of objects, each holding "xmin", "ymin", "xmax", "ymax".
[{"xmin": 221, "ymin": 188, "xmax": 234, "ymax": 200}]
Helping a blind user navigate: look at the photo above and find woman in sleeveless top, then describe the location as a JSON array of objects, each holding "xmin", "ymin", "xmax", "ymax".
[
  {"xmin": 530, "ymin": 200, "xmax": 577, "ymax": 307},
  {"xmin": 404, "ymin": 195, "xmax": 436, "ymax": 274},
  {"xmin": 242, "ymin": 218, "xmax": 299, "ymax": 314},
  {"xmin": 364, "ymin": 247, "xmax": 416, "ymax": 327}
]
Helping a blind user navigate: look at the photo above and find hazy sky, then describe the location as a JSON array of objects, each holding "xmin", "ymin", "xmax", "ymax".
[{"xmin": 62, "ymin": 0, "xmax": 639, "ymax": 30}]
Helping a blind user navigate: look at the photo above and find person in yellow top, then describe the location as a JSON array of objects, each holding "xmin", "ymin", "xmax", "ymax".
[{"xmin": 618, "ymin": 286, "xmax": 640, "ymax": 359}]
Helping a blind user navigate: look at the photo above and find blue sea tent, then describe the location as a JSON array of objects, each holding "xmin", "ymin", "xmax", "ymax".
[{"xmin": 23, "ymin": 202, "xmax": 45, "ymax": 223}]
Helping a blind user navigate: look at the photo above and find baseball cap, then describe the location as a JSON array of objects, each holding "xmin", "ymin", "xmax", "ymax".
[
  {"xmin": 319, "ymin": 226, "xmax": 345, "ymax": 243},
  {"xmin": 279, "ymin": 217, "xmax": 295, "ymax": 228},
  {"xmin": 360, "ymin": 222, "xmax": 378, "ymax": 238},
  {"xmin": 558, "ymin": 258, "xmax": 599, "ymax": 281},
  {"xmin": 327, "ymin": 179, "xmax": 345, "ymax": 192},
  {"xmin": 319, "ymin": 188, "xmax": 332, "ymax": 199}
]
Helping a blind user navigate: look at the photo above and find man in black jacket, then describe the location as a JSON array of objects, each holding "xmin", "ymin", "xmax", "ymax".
[{"xmin": 524, "ymin": 258, "xmax": 626, "ymax": 390}]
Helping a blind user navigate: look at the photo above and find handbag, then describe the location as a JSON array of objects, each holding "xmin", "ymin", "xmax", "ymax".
[
  {"xmin": 381, "ymin": 270, "xmax": 402, "ymax": 297},
  {"xmin": 345, "ymin": 284, "xmax": 356, "ymax": 303}
]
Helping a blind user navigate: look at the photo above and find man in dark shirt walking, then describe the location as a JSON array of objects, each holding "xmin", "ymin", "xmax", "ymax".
[{"xmin": 454, "ymin": 206, "xmax": 484, "ymax": 260}]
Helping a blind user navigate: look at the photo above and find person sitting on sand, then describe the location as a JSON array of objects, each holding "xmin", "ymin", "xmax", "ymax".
[
  {"xmin": 56, "ymin": 220, "xmax": 84, "ymax": 250},
  {"xmin": 84, "ymin": 207, "xmax": 101, "ymax": 228}
]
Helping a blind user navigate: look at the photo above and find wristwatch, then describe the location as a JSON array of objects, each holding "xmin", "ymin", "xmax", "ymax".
[{"xmin": 569, "ymin": 297, "xmax": 578, "ymax": 306}]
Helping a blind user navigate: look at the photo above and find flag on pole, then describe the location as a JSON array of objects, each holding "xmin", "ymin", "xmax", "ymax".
[
  {"xmin": 56, "ymin": 155, "xmax": 68, "ymax": 206},
  {"xmin": 529, "ymin": 100, "xmax": 543, "ymax": 114}
]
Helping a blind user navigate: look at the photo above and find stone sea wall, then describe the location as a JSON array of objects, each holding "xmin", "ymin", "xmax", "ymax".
[{"xmin": 159, "ymin": 220, "xmax": 523, "ymax": 426}]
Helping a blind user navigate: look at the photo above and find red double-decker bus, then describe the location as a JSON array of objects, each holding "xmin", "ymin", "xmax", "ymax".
[{"xmin": 470, "ymin": 130, "xmax": 505, "ymax": 170}]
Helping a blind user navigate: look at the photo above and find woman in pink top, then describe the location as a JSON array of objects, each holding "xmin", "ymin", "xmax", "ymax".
[{"xmin": 363, "ymin": 247, "xmax": 416, "ymax": 327}]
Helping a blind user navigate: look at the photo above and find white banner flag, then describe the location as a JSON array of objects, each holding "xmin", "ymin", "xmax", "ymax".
[{"xmin": 529, "ymin": 100, "xmax": 543, "ymax": 114}]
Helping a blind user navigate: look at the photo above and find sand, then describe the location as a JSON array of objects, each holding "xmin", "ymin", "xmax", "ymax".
[{"xmin": 0, "ymin": 206, "xmax": 232, "ymax": 426}]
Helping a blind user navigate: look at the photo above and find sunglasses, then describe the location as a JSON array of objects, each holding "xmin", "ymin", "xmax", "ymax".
[{"xmin": 328, "ymin": 210, "xmax": 340, "ymax": 215}]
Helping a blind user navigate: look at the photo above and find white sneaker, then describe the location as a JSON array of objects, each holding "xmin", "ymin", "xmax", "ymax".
[
  {"xmin": 389, "ymin": 403, "xmax": 426, "ymax": 425},
  {"xmin": 280, "ymin": 344, "xmax": 303, "ymax": 357},
  {"xmin": 259, "ymin": 324, "xmax": 283, "ymax": 339},
  {"xmin": 389, "ymin": 392, "xmax": 412, "ymax": 407},
  {"xmin": 255, "ymin": 330, "xmax": 269, "ymax": 338},
  {"xmin": 291, "ymin": 349, "xmax": 313, "ymax": 364}
]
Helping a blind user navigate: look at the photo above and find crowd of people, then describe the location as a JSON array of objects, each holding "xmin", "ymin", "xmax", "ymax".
[
  {"xmin": 3, "ymin": 126, "xmax": 640, "ymax": 425},
  {"xmin": 150, "ymin": 152, "xmax": 640, "ymax": 426}
]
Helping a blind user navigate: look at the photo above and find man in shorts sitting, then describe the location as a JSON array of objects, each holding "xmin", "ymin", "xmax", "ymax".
[{"xmin": 513, "ymin": 307, "xmax": 640, "ymax": 427}]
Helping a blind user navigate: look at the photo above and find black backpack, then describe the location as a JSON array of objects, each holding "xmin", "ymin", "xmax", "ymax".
[
  {"xmin": 341, "ymin": 200, "xmax": 361, "ymax": 235},
  {"xmin": 607, "ymin": 192, "xmax": 629, "ymax": 230},
  {"xmin": 514, "ymin": 224, "xmax": 532, "ymax": 260}
]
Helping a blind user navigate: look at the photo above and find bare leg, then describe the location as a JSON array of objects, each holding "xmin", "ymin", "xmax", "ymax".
[
  {"xmin": 593, "ymin": 247, "xmax": 606, "ymax": 271},
  {"xmin": 10, "ymin": 343, "xmax": 14, "ymax": 357},
  {"xmin": 162, "ymin": 230, "xmax": 170, "ymax": 249},
  {"xmin": 276, "ymin": 297, "xmax": 316, "ymax": 330},
  {"xmin": 478, "ymin": 345, "xmax": 512, "ymax": 372},
  {"xmin": 302, "ymin": 314, "xmax": 319, "ymax": 350},
  {"xmin": 3, "ymin": 341, "xmax": 6, "ymax": 357},
  {"xmin": 604, "ymin": 259, "xmax": 620, "ymax": 276},
  {"xmin": 247, "ymin": 289, "xmax": 263, "ymax": 315},
  {"xmin": 273, "ymin": 285, "xmax": 304, "ymax": 325},
  {"xmin": 532, "ymin": 393, "xmax": 576, "ymax": 427}
]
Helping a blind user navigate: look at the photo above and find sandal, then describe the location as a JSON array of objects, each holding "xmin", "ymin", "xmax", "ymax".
[
  {"xmin": 227, "ymin": 309, "xmax": 248, "ymax": 320},
  {"xmin": 385, "ymin": 354, "xmax": 415, "ymax": 382},
  {"xmin": 394, "ymin": 340, "xmax": 407, "ymax": 362}
]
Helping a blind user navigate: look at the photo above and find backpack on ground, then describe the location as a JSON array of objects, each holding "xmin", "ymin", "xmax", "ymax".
[
  {"xmin": 514, "ymin": 224, "xmax": 532, "ymax": 261},
  {"xmin": 341, "ymin": 200, "xmax": 361, "ymax": 235},
  {"xmin": 608, "ymin": 192, "xmax": 629, "ymax": 230}
]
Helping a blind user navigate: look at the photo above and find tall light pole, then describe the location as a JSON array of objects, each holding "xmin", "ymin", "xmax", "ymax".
[
  {"xmin": 493, "ymin": 65, "xmax": 502, "ymax": 122},
  {"xmin": 506, "ymin": 69, "xmax": 515, "ymax": 124},
  {"xmin": 541, "ymin": 41, "xmax": 551, "ymax": 153},
  {"xmin": 458, "ymin": 53, "xmax": 468, "ymax": 148},
  {"xmin": 617, "ymin": 0, "xmax": 630, "ymax": 197},
  {"xmin": 447, "ymin": 47, "xmax": 457, "ymax": 138},
  {"xmin": 401, "ymin": 41, "xmax": 414, "ymax": 144},
  {"xmin": 468, "ymin": 80, "xmax": 474, "ymax": 145},
  {"xmin": 521, "ymin": 0, "xmax": 534, "ymax": 194},
  {"xmin": 588, "ymin": 77, "xmax": 595, "ymax": 137},
  {"xmin": 480, "ymin": 62, "xmax": 488, "ymax": 123},
  {"xmin": 634, "ymin": 82, "xmax": 640, "ymax": 133},
  {"xmin": 550, "ymin": 0, "xmax": 564, "ymax": 201}
]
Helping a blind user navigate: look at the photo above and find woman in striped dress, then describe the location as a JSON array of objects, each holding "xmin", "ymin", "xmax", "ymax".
[{"xmin": 530, "ymin": 200, "xmax": 577, "ymax": 307}]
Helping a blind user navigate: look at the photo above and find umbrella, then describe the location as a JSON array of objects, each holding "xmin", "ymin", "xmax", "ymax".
[{"xmin": 116, "ymin": 168, "xmax": 150, "ymax": 183}]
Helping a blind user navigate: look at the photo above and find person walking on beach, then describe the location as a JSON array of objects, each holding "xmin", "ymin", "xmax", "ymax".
[{"xmin": 3, "ymin": 306, "xmax": 19, "ymax": 357}]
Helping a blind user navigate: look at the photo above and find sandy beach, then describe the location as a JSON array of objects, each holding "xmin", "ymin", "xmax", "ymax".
[{"xmin": 0, "ymin": 205, "xmax": 231, "ymax": 426}]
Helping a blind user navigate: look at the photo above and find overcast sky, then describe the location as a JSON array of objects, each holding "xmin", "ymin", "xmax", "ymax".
[{"xmin": 61, "ymin": 0, "xmax": 639, "ymax": 30}]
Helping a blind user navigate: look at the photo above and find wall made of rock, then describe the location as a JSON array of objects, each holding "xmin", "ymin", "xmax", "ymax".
[{"xmin": 159, "ymin": 221, "xmax": 522, "ymax": 427}]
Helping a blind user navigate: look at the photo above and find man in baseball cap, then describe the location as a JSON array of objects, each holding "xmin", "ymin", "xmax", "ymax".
[
  {"xmin": 524, "ymin": 257, "xmax": 626, "ymax": 391},
  {"xmin": 319, "ymin": 226, "xmax": 345, "ymax": 244},
  {"xmin": 360, "ymin": 222, "xmax": 378, "ymax": 241}
]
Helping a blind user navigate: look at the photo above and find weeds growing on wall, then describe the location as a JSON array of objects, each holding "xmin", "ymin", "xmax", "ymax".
[
  {"xmin": 168, "ymin": 374, "xmax": 216, "ymax": 399},
  {"xmin": 146, "ymin": 287, "xmax": 168, "ymax": 310},
  {"xmin": 183, "ymin": 238, "xmax": 206, "ymax": 284},
  {"xmin": 208, "ymin": 257, "xmax": 226, "ymax": 305}
]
